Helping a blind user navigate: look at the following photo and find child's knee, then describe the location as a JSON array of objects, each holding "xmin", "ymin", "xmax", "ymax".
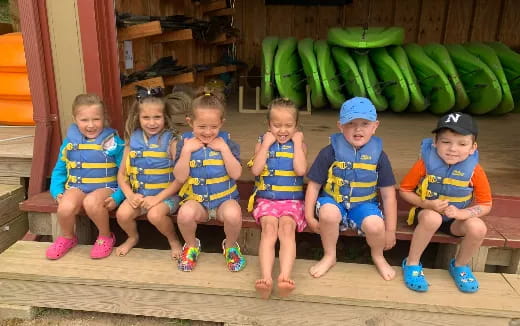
[
  {"xmin": 278, "ymin": 218, "xmax": 296, "ymax": 239},
  {"xmin": 82, "ymin": 194, "xmax": 102, "ymax": 211},
  {"xmin": 465, "ymin": 218, "xmax": 487, "ymax": 239},
  {"xmin": 361, "ymin": 216, "xmax": 384, "ymax": 235},
  {"xmin": 418, "ymin": 210, "xmax": 443, "ymax": 229},
  {"xmin": 57, "ymin": 201, "xmax": 80, "ymax": 217},
  {"xmin": 147, "ymin": 208, "xmax": 166, "ymax": 225},
  {"xmin": 262, "ymin": 222, "xmax": 278, "ymax": 241},
  {"xmin": 318, "ymin": 205, "xmax": 341, "ymax": 224}
]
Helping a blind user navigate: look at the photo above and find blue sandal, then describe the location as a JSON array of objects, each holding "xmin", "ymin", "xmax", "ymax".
[
  {"xmin": 402, "ymin": 258, "xmax": 429, "ymax": 292},
  {"xmin": 449, "ymin": 258, "xmax": 479, "ymax": 293}
]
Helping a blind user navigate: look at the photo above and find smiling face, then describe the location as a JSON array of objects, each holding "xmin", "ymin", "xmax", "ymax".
[
  {"xmin": 74, "ymin": 104, "xmax": 105, "ymax": 139},
  {"xmin": 187, "ymin": 108, "xmax": 223, "ymax": 144},
  {"xmin": 434, "ymin": 129, "xmax": 476, "ymax": 165},
  {"xmin": 138, "ymin": 102, "xmax": 165, "ymax": 137},
  {"xmin": 338, "ymin": 118, "xmax": 379, "ymax": 148},
  {"xmin": 268, "ymin": 106, "xmax": 298, "ymax": 144}
]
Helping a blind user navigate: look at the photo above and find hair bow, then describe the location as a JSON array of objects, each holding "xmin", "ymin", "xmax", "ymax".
[{"xmin": 135, "ymin": 85, "xmax": 164, "ymax": 101}]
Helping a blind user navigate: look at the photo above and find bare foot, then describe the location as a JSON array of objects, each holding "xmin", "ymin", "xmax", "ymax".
[
  {"xmin": 372, "ymin": 255, "xmax": 396, "ymax": 280},
  {"xmin": 309, "ymin": 255, "xmax": 336, "ymax": 278},
  {"xmin": 255, "ymin": 278, "xmax": 273, "ymax": 299},
  {"xmin": 116, "ymin": 236, "xmax": 139, "ymax": 257},
  {"xmin": 277, "ymin": 276, "xmax": 295, "ymax": 298},
  {"xmin": 169, "ymin": 239, "xmax": 183, "ymax": 261}
]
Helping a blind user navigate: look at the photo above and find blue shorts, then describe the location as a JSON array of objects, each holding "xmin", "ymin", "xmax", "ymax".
[{"xmin": 316, "ymin": 196, "xmax": 383, "ymax": 231}]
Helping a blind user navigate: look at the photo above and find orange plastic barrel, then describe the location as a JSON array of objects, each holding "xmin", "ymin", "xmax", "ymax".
[
  {"xmin": 0, "ymin": 33, "xmax": 27, "ymax": 73},
  {"xmin": 0, "ymin": 100, "xmax": 34, "ymax": 126}
]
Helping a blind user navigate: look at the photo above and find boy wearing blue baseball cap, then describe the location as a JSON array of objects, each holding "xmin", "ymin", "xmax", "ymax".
[{"xmin": 305, "ymin": 97, "xmax": 397, "ymax": 280}]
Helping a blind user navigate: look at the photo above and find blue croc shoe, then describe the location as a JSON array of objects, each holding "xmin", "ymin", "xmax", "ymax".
[
  {"xmin": 402, "ymin": 258, "xmax": 429, "ymax": 292},
  {"xmin": 449, "ymin": 258, "xmax": 479, "ymax": 293}
]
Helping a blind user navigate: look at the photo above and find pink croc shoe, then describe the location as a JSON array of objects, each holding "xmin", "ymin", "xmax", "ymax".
[
  {"xmin": 46, "ymin": 236, "xmax": 78, "ymax": 260},
  {"xmin": 90, "ymin": 233, "xmax": 116, "ymax": 259}
]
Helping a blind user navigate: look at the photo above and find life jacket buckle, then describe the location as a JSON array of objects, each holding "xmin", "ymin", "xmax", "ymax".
[{"xmin": 268, "ymin": 151, "xmax": 276, "ymax": 158}]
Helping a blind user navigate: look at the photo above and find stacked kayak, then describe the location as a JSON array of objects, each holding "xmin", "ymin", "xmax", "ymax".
[{"xmin": 260, "ymin": 26, "xmax": 519, "ymax": 115}]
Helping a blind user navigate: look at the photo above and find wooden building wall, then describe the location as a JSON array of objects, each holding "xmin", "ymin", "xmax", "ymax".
[{"xmin": 234, "ymin": 0, "xmax": 520, "ymax": 78}]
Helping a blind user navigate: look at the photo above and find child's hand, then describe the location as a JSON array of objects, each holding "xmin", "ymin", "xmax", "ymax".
[
  {"xmin": 104, "ymin": 197, "xmax": 116, "ymax": 211},
  {"xmin": 183, "ymin": 137, "xmax": 204, "ymax": 153},
  {"xmin": 129, "ymin": 193, "xmax": 144, "ymax": 209},
  {"xmin": 425, "ymin": 199, "xmax": 449, "ymax": 213},
  {"xmin": 292, "ymin": 131, "xmax": 304, "ymax": 145},
  {"xmin": 306, "ymin": 218, "xmax": 320, "ymax": 233},
  {"xmin": 56, "ymin": 194, "xmax": 63, "ymax": 204},
  {"xmin": 384, "ymin": 230, "xmax": 396, "ymax": 250},
  {"xmin": 207, "ymin": 137, "xmax": 227, "ymax": 152},
  {"xmin": 142, "ymin": 196, "xmax": 161, "ymax": 210},
  {"xmin": 443, "ymin": 205, "xmax": 463, "ymax": 219},
  {"xmin": 262, "ymin": 132, "xmax": 277, "ymax": 147}
]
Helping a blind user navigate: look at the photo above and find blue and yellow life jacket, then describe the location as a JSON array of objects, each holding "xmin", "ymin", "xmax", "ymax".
[
  {"xmin": 126, "ymin": 129, "xmax": 175, "ymax": 196},
  {"xmin": 63, "ymin": 124, "xmax": 118, "ymax": 193},
  {"xmin": 322, "ymin": 134, "xmax": 382, "ymax": 209},
  {"xmin": 407, "ymin": 137, "xmax": 478, "ymax": 225},
  {"xmin": 247, "ymin": 138, "xmax": 304, "ymax": 211},
  {"xmin": 178, "ymin": 131, "xmax": 239, "ymax": 209}
]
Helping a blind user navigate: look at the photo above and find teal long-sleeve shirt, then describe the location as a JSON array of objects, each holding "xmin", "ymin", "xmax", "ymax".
[{"xmin": 49, "ymin": 134, "xmax": 126, "ymax": 206}]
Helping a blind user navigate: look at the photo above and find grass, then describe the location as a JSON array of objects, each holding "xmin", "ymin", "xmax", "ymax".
[{"xmin": 0, "ymin": 0, "xmax": 10, "ymax": 24}]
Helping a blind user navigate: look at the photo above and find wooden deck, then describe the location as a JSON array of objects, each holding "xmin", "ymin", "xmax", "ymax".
[
  {"xmin": 0, "ymin": 241, "xmax": 518, "ymax": 325},
  {"xmin": 0, "ymin": 126, "xmax": 33, "ymax": 180}
]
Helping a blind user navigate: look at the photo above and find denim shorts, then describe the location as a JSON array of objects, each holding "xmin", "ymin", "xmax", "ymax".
[
  {"xmin": 316, "ymin": 196, "xmax": 383, "ymax": 232},
  {"xmin": 140, "ymin": 195, "xmax": 180, "ymax": 215}
]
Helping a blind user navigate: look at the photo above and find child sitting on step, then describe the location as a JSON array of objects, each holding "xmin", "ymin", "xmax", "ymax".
[
  {"xmin": 47, "ymin": 93, "xmax": 125, "ymax": 260},
  {"xmin": 400, "ymin": 112, "xmax": 492, "ymax": 293},
  {"xmin": 305, "ymin": 97, "xmax": 397, "ymax": 280},
  {"xmin": 115, "ymin": 86, "xmax": 183, "ymax": 260},
  {"xmin": 248, "ymin": 98, "xmax": 307, "ymax": 299},
  {"xmin": 174, "ymin": 88, "xmax": 246, "ymax": 272}
]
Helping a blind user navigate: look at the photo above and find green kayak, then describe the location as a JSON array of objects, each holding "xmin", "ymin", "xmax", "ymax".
[
  {"xmin": 487, "ymin": 42, "xmax": 520, "ymax": 112},
  {"xmin": 261, "ymin": 36, "xmax": 279, "ymax": 107},
  {"xmin": 464, "ymin": 42, "xmax": 514, "ymax": 115},
  {"xmin": 423, "ymin": 43, "xmax": 470, "ymax": 111},
  {"xmin": 298, "ymin": 38, "xmax": 327, "ymax": 108},
  {"xmin": 387, "ymin": 45, "xmax": 427, "ymax": 112},
  {"xmin": 351, "ymin": 50, "xmax": 388, "ymax": 111},
  {"xmin": 445, "ymin": 44, "xmax": 501, "ymax": 115},
  {"xmin": 328, "ymin": 27, "xmax": 405, "ymax": 48},
  {"xmin": 369, "ymin": 47, "xmax": 409, "ymax": 112},
  {"xmin": 314, "ymin": 40, "xmax": 345, "ymax": 109},
  {"xmin": 331, "ymin": 46, "xmax": 366, "ymax": 98},
  {"xmin": 403, "ymin": 43, "xmax": 455, "ymax": 114},
  {"xmin": 274, "ymin": 37, "xmax": 305, "ymax": 107}
]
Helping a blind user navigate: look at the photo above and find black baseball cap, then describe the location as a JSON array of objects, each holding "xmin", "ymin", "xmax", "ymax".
[{"xmin": 432, "ymin": 112, "xmax": 478, "ymax": 137}]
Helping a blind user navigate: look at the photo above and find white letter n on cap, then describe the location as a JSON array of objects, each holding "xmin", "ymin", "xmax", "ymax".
[{"xmin": 445, "ymin": 113, "xmax": 461, "ymax": 123}]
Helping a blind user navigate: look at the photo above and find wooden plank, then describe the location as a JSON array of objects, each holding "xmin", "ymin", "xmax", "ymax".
[
  {"xmin": 500, "ymin": 249, "xmax": 520, "ymax": 274},
  {"xmin": 150, "ymin": 29, "xmax": 193, "ymax": 43},
  {"xmin": 242, "ymin": 0, "xmax": 266, "ymax": 80},
  {"xmin": 317, "ymin": 6, "xmax": 343, "ymax": 40},
  {"xmin": 503, "ymin": 273, "xmax": 520, "ymax": 292},
  {"xmin": 0, "ymin": 176, "xmax": 22, "ymax": 185},
  {"xmin": 368, "ymin": 0, "xmax": 395, "ymax": 26},
  {"xmin": 0, "ymin": 158, "xmax": 31, "ymax": 178},
  {"xmin": 202, "ymin": 65, "xmax": 237, "ymax": 77},
  {"xmin": 0, "ymin": 126, "xmax": 35, "ymax": 159},
  {"xmin": 201, "ymin": 0, "xmax": 228, "ymax": 14},
  {"xmin": 0, "ymin": 242, "xmax": 520, "ymax": 320},
  {"xmin": 343, "ymin": 0, "xmax": 369, "ymax": 26},
  {"xmin": 0, "ymin": 184, "xmax": 24, "ymax": 226},
  {"xmin": 292, "ymin": 6, "xmax": 317, "ymax": 40},
  {"xmin": 206, "ymin": 8, "xmax": 235, "ymax": 17},
  {"xmin": 0, "ymin": 213, "xmax": 28, "ymax": 253},
  {"xmin": 497, "ymin": 0, "xmax": 520, "ymax": 49},
  {"xmin": 491, "ymin": 216, "xmax": 520, "ymax": 248},
  {"xmin": 471, "ymin": 245, "xmax": 489, "ymax": 272},
  {"xmin": 417, "ymin": 0, "xmax": 448, "ymax": 44},
  {"xmin": 486, "ymin": 247, "xmax": 513, "ymax": 267},
  {"xmin": 120, "ymin": 77, "xmax": 165, "ymax": 97},
  {"xmin": 267, "ymin": 5, "xmax": 293, "ymax": 37},
  {"xmin": 28, "ymin": 212, "xmax": 52, "ymax": 235},
  {"xmin": 117, "ymin": 21, "xmax": 163, "ymax": 41},
  {"xmin": 163, "ymin": 72, "xmax": 195, "ymax": 85},
  {"xmin": 469, "ymin": 0, "xmax": 502, "ymax": 42},
  {"xmin": 0, "ymin": 303, "xmax": 35, "ymax": 320},
  {"xmin": 443, "ymin": 0, "xmax": 475, "ymax": 43}
]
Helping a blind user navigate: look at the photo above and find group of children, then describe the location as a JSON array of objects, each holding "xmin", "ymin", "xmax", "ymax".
[{"xmin": 47, "ymin": 89, "xmax": 492, "ymax": 299}]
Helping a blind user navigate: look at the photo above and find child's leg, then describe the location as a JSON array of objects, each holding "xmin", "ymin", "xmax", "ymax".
[
  {"xmin": 451, "ymin": 217, "xmax": 487, "ymax": 266},
  {"xmin": 83, "ymin": 188, "xmax": 114, "ymax": 237},
  {"xmin": 407, "ymin": 209, "xmax": 442, "ymax": 265},
  {"xmin": 56, "ymin": 188, "xmax": 86, "ymax": 238},
  {"xmin": 216, "ymin": 199, "xmax": 242, "ymax": 248},
  {"xmin": 255, "ymin": 215, "xmax": 278, "ymax": 299},
  {"xmin": 176, "ymin": 200, "xmax": 208, "ymax": 247},
  {"xmin": 277, "ymin": 215, "xmax": 296, "ymax": 297},
  {"xmin": 310, "ymin": 203, "xmax": 341, "ymax": 278},
  {"xmin": 147, "ymin": 202, "xmax": 182, "ymax": 260},
  {"xmin": 115, "ymin": 200, "xmax": 141, "ymax": 256},
  {"xmin": 361, "ymin": 215, "xmax": 396, "ymax": 280}
]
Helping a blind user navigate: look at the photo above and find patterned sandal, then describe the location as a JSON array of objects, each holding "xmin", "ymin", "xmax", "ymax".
[
  {"xmin": 402, "ymin": 258, "xmax": 429, "ymax": 292},
  {"xmin": 46, "ymin": 236, "xmax": 78, "ymax": 260},
  {"xmin": 222, "ymin": 239, "xmax": 246, "ymax": 272},
  {"xmin": 449, "ymin": 258, "xmax": 479, "ymax": 293},
  {"xmin": 178, "ymin": 238, "xmax": 201, "ymax": 272},
  {"xmin": 90, "ymin": 233, "xmax": 116, "ymax": 259}
]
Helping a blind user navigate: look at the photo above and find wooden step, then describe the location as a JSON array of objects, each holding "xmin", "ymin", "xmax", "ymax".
[
  {"xmin": 0, "ymin": 241, "xmax": 518, "ymax": 325},
  {"xmin": 0, "ymin": 184, "xmax": 24, "ymax": 226}
]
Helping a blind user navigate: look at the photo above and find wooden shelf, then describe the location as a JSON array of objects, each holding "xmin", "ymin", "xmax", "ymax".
[
  {"xmin": 164, "ymin": 72, "xmax": 195, "ymax": 85},
  {"xmin": 202, "ymin": 65, "xmax": 237, "ymax": 77},
  {"xmin": 201, "ymin": 0, "xmax": 228, "ymax": 14},
  {"xmin": 117, "ymin": 21, "xmax": 162, "ymax": 41},
  {"xmin": 121, "ymin": 77, "xmax": 165, "ymax": 97},
  {"xmin": 206, "ymin": 8, "xmax": 235, "ymax": 16},
  {"xmin": 211, "ymin": 35, "xmax": 238, "ymax": 45},
  {"xmin": 150, "ymin": 29, "xmax": 193, "ymax": 43}
]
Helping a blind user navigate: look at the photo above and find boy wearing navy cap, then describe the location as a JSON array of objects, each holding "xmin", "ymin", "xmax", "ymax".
[
  {"xmin": 400, "ymin": 112, "xmax": 492, "ymax": 293},
  {"xmin": 305, "ymin": 97, "xmax": 397, "ymax": 280}
]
